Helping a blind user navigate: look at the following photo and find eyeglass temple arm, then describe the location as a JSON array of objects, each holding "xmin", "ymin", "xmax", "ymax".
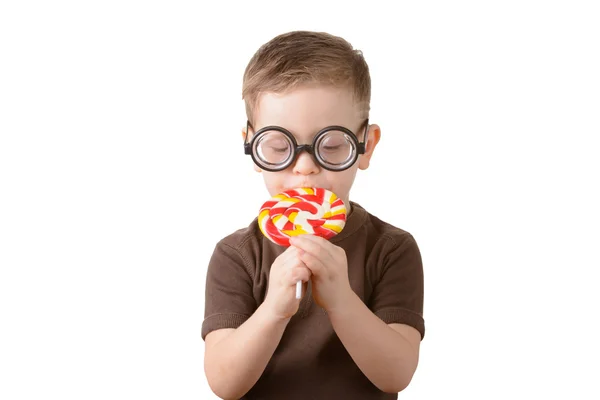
[
  {"xmin": 244, "ymin": 120, "xmax": 252, "ymax": 154},
  {"xmin": 358, "ymin": 119, "xmax": 369, "ymax": 154}
]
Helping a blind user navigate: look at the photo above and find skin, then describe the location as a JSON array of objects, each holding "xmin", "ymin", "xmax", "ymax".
[
  {"xmin": 204, "ymin": 84, "xmax": 421, "ymax": 399},
  {"xmin": 249, "ymin": 84, "xmax": 376, "ymax": 215}
]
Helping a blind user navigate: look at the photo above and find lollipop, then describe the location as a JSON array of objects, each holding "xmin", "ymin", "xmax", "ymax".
[{"xmin": 258, "ymin": 187, "xmax": 347, "ymax": 298}]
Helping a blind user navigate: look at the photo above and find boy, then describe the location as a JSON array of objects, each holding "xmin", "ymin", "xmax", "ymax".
[{"xmin": 202, "ymin": 31, "xmax": 425, "ymax": 399}]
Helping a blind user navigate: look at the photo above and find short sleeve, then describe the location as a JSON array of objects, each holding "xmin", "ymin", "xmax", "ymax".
[
  {"xmin": 369, "ymin": 234, "xmax": 425, "ymax": 339},
  {"xmin": 201, "ymin": 240, "xmax": 257, "ymax": 340}
]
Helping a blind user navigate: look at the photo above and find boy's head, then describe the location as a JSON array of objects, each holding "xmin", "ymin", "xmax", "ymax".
[{"xmin": 242, "ymin": 31, "xmax": 381, "ymax": 212}]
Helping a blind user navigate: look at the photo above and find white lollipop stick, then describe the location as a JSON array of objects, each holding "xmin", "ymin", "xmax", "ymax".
[{"xmin": 295, "ymin": 280, "xmax": 302, "ymax": 299}]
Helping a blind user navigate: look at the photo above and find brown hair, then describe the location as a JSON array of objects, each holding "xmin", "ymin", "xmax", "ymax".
[{"xmin": 242, "ymin": 31, "xmax": 371, "ymax": 124}]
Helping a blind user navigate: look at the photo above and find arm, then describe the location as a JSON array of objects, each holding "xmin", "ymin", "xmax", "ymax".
[
  {"xmin": 204, "ymin": 304, "xmax": 290, "ymax": 400},
  {"xmin": 290, "ymin": 233, "xmax": 424, "ymax": 394},
  {"xmin": 203, "ymin": 241, "xmax": 311, "ymax": 399},
  {"xmin": 327, "ymin": 291, "xmax": 421, "ymax": 393}
]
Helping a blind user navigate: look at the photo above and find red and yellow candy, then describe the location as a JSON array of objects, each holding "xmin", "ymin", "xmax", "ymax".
[{"xmin": 258, "ymin": 187, "xmax": 347, "ymax": 246}]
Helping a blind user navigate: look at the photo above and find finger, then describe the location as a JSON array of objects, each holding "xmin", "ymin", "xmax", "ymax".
[
  {"xmin": 300, "ymin": 234, "xmax": 346, "ymax": 262},
  {"xmin": 289, "ymin": 265, "xmax": 311, "ymax": 285},
  {"xmin": 297, "ymin": 249, "xmax": 326, "ymax": 276},
  {"xmin": 277, "ymin": 246, "xmax": 299, "ymax": 264},
  {"xmin": 283, "ymin": 250, "xmax": 307, "ymax": 270},
  {"xmin": 292, "ymin": 235, "xmax": 333, "ymax": 253},
  {"xmin": 290, "ymin": 236, "xmax": 334, "ymax": 264},
  {"xmin": 283, "ymin": 245, "xmax": 299, "ymax": 255}
]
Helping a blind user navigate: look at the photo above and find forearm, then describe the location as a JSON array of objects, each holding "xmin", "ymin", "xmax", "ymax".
[
  {"xmin": 328, "ymin": 291, "xmax": 419, "ymax": 393},
  {"xmin": 205, "ymin": 303, "xmax": 290, "ymax": 399}
]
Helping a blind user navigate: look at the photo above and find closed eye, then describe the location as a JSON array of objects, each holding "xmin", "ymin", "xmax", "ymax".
[{"xmin": 322, "ymin": 145, "xmax": 342, "ymax": 151}]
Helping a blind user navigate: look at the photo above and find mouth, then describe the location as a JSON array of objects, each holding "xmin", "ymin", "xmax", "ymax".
[{"xmin": 287, "ymin": 184, "xmax": 326, "ymax": 191}]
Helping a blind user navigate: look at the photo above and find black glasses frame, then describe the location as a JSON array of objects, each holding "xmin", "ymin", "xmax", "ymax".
[{"xmin": 243, "ymin": 119, "xmax": 369, "ymax": 172}]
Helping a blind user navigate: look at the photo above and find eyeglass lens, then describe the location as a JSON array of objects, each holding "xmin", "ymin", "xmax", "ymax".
[{"xmin": 254, "ymin": 130, "xmax": 356, "ymax": 169}]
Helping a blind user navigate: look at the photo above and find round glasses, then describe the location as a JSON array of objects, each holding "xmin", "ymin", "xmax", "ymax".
[{"xmin": 244, "ymin": 120, "xmax": 369, "ymax": 172}]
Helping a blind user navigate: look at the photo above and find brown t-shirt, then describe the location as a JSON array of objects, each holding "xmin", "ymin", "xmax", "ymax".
[{"xmin": 202, "ymin": 201, "xmax": 425, "ymax": 399}]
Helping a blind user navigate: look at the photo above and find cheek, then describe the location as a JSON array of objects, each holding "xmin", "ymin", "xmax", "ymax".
[
  {"xmin": 262, "ymin": 172, "xmax": 286, "ymax": 194},
  {"xmin": 327, "ymin": 169, "xmax": 357, "ymax": 191}
]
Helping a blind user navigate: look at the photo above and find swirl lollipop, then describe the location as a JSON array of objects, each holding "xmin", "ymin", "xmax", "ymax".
[{"xmin": 258, "ymin": 187, "xmax": 347, "ymax": 298}]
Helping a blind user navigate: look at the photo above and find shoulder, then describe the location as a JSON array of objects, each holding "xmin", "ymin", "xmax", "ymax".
[
  {"xmin": 211, "ymin": 217, "xmax": 264, "ymax": 267},
  {"xmin": 350, "ymin": 203, "xmax": 423, "ymax": 282},
  {"xmin": 210, "ymin": 217, "xmax": 282, "ymax": 280},
  {"xmin": 354, "ymin": 202, "xmax": 419, "ymax": 250},
  {"xmin": 215, "ymin": 217, "xmax": 263, "ymax": 253}
]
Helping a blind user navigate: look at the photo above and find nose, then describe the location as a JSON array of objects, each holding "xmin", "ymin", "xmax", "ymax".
[{"xmin": 292, "ymin": 147, "xmax": 319, "ymax": 175}]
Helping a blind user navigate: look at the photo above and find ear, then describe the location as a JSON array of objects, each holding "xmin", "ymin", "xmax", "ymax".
[
  {"xmin": 242, "ymin": 127, "xmax": 262, "ymax": 173},
  {"xmin": 358, "ymin": 123, "xmax": 381, "ymax": 170}
]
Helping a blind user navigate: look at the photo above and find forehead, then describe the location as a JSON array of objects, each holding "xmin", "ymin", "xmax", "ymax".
[{"xmin": 254, "ymin": 85, "xmax": 362, "ymax": 140}]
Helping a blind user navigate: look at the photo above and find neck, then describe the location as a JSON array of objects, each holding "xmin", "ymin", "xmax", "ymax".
[{"xmin": 344, "ymin": 198, "xmax": 352, "ymax": 216}]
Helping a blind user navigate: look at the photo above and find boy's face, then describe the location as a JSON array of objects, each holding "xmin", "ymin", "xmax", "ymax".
[{"xmin": 247, "ymin": 85, "xmax": 380, "ymax": 212}]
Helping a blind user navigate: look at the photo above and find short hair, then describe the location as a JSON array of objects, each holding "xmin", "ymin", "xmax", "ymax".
[{"xmin": 242, "ymin": 31, "xmax": 371, "ymax": 124}]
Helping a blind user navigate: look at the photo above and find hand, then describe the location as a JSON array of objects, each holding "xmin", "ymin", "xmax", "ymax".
[
  {"xmin": 289, "ymin": 235, "xmax": 353, "ymax": 313},
  {"xmin": 263, "ymin": 246, "xmax": 312, "ymax": 321}
]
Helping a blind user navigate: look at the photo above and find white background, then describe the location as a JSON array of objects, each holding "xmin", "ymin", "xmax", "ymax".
[{"xmin": 1, "ymin": 1, "xmax": 599, "ymax": 398}]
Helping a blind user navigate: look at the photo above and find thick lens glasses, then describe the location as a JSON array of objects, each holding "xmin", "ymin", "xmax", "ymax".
[{"xmin": 244, "ymin": 120, "xmax": 369, "ymax": 172}]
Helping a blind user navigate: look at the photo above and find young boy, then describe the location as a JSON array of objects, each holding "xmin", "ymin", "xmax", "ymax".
[{"xmin": 202, "ymin": 31, "xmax": 425, "ymax": 399}]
